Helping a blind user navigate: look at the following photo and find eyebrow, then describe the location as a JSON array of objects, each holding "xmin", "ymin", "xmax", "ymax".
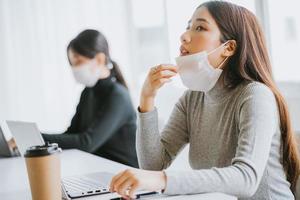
[{"xmin": 188, "ymin": 18, "xmax": 210, "ymax": 25}]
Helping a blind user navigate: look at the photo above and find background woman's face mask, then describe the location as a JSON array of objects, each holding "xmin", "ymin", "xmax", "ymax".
[
  {"xmin": 72, "ymin": 60, "xmax": 101, "ymax": 87},
  {"xmin": 175, "ymin": 42, "xmax": 229, "ymax": 92}
]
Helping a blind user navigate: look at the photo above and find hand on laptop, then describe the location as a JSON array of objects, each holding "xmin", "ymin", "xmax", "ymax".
[{"xmin": 109, "ymin": 169, "xmax": 166, "ymax": 199}]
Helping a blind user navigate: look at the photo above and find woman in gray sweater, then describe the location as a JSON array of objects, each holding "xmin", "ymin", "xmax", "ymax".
[{"xmin": 110, "ymin": 1, "xmax": 300, "ymax": 199}]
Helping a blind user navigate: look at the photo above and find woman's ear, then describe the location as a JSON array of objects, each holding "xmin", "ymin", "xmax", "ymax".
[
  {"xmin": 223, "ymin": 40, "xmax": 237, "ymax": 57},
  {"xmin": 95, "ymin": 52, "xmax": 106, "ymax": 65}
]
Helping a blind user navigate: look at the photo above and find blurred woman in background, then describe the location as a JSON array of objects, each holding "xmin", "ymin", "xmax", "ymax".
[{"xmin": 43, "ymin": 29, "xmax": 138, "ymax": 167}]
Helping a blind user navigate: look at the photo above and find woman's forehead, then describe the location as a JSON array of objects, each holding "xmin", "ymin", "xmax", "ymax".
[
  {"xmin": 190, "ymin": 6, "xmax": 216, "ymax": 27},
  {"xmin": 68, "ymin": 50, "xmax": 85, "ymax": 60}
]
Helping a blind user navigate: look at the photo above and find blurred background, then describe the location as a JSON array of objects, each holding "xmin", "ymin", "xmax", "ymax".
[{"xmin": 0, "ymin": 0, "xmax": 299, "ymax": 168}]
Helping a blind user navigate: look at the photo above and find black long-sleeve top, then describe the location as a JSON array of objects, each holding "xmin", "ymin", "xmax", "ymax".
[{"xmin": 42, "ymin": 75, "xmax": 138, "ymax": 167}]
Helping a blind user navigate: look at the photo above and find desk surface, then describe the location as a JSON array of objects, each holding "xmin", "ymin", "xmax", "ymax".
[{"xmin": 0, "ymin": 149, "xmax": 236, "ymax": 200}]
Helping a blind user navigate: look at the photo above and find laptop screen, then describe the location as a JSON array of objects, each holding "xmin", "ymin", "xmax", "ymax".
[{"xmin": 5, "ymin": 121, "xmax": 45, "ymax": 156}]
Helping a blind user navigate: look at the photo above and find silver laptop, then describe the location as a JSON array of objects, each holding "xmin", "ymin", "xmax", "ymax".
[
  {"xmin": 5, "ymin": 121, "xmax": 45, "ymax": 155},
  {"xmin": 61, "ymin": 172, "xmax": 113, "ymax": 199}
]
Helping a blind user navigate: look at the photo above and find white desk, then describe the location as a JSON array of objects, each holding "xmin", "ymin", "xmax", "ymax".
[{"xmin": 0, "ymin": 149, "xmax": 237, "ymax": 200}]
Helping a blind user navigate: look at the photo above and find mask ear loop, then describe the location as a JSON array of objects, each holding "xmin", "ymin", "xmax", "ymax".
[
  {"xmin": 208, "ymin": 40, "xmax": 230, "ymax": 69},
  {"xmin": 207, "ymin": 40, "xmax": 230, "ymax": 55},
  {"xmin": 217, "ymin": 41, "xmax": 231, "ymax": 69},
  {"xmin": 107, "ymin": 62, "xmax": 114, "ymax": 69},
  {"xmin": 217, "ymin": 56, "xmax": 229, "ymax": 69}
]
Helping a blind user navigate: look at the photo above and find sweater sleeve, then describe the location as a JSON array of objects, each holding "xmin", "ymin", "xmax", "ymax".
[
  {"xmin": 163, "ymin": 84, "xmax": 279, "ymax": 198},
  {"xmin": 137, "ymin": 91, "xmax": 189, "ymax": 170},
  {"xmin": 43, "ymin": 91, "xmax": 131, "ymax": 153}
]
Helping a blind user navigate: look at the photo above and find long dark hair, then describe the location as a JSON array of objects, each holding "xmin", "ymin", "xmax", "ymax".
[
  {"xmin": 67, "ymin": 29, "xmax": 128, "ymax": 88},
  {"xmin": 199, "ymin": 1, "xmax": 300, "ymax": 195}
]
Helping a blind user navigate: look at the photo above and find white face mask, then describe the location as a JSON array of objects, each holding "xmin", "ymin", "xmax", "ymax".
[
  {"xmin": 175, "ymin": 42, "xmax": 229, "ymax": 92},
  {"xmin": 72, "ymin": 60, "xmax": 101, "ymax": 87}
]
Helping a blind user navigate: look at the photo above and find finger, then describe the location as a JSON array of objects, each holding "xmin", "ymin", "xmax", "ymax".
[
  {"xmin": 155, "ymin": 64, "xmax": 178, "ymax": 73},
  {"xmin": 152, "ymin": 78, "xmax": 172, "ymax": 88},
  {"xmin": 113, "ymin": 177, "xmax": 130, "ymax": 193},
  {"xmin": 117, "ymin": 178, "xmax": 134, "ymax": 197},
  {"xmin": 113, "ymin": 172, "xmax": 131, "ymax": 192},
  {"xmin": 151, "ymin": 64, "xmax": 178, "ymax": 75},
  {"xmin": 150, "ymin": 70, "xmax": 177, "ymax": 82},
  {"xmin": 110, "ymin": 171, "xmax": 123, "ymax": 191},
  {"xmin": 129, "ymin": 182, "xmax": 139, "ymax": 199},
  {"xmin": 109, "ymin": 171, "xmax": 126, "ymax": 192}
]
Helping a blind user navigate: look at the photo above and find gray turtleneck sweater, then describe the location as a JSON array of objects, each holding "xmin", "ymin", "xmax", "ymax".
[{"xmin": 137, "ymin": 80, "xmax": 294, "ymax": 200}]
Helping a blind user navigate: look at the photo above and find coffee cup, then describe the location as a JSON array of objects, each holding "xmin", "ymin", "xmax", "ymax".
[{"xmin": 24, "ymin": 143, "xmax": 62, "ymax": 200}]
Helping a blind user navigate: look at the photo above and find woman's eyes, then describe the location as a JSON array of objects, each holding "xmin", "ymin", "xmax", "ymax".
[
  {"xmin": 185, "ymin": 25, "xmax": 206, "ymax": 32},
  {"xmin": 195, "ymin": 26, "xmax": 205, "ymax": 31}
]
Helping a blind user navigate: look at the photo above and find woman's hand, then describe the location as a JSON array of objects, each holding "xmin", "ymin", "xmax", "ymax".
[
  {"xmin": 7, "ymin": 138, "xmax": 17, "ymax": 149},
  {"xmin": 109, "ymin": 169, "xmax": 167, "ymax": 199},
  {"xmin": 140, "ymin": 64, "xmax": 178, "ymax": 113}
]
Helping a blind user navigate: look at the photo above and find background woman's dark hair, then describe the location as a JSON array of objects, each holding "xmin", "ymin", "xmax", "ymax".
[
  {"xmin": 67, "ymin": 29, "xmax": 128, "ymax": 88},
  {"xmin": 199, "ymin": 1, "xmax": 300, "ymax": 195}
]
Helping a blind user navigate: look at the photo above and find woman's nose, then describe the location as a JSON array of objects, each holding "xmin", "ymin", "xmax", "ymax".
[{"xmin": 180, "ymin": 32, "xmax": 191, "ymax": 44}]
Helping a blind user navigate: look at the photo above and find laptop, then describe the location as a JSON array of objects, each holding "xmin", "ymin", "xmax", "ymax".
[
  {"xmin": 5, "ymin": 121, "xmax": 45, "ymax": 155},
  {"xmin": 3, "ymin": 120, "xmax": 155, "ymax": 199},
  {"xmin": 61, "ymin": 172, "xmax": 113, "ymax": 199}
]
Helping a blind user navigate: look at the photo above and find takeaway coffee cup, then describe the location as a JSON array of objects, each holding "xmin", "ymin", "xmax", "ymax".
[{"xmin": 24, "ymin": 143, "xmax": 62, "ymax": 200}]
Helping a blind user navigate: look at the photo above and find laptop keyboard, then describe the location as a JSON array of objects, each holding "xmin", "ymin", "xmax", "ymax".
[{"xmin": 62, "ymin": 176, "xmax": 109, "ymax": 198}]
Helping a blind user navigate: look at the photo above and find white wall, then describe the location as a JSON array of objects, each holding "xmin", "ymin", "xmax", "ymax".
[{"xmin": 269, "ymin": 0, "xmax": 300, "ymax": 82}]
